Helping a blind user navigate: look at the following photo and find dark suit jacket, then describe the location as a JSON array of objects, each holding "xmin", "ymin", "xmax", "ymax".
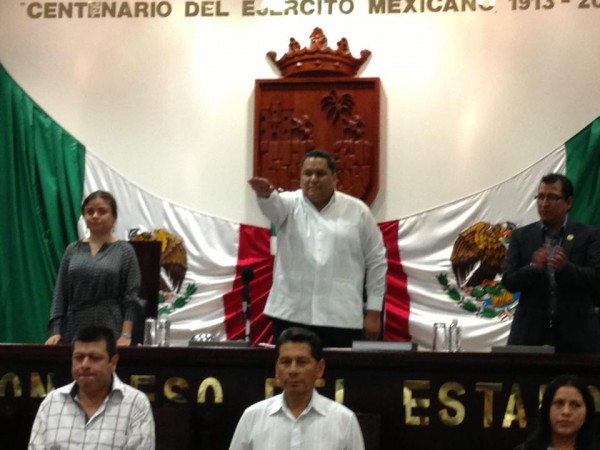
[{"xmin": 502, "ymin": 220, "xmax": 600, "ymax": 353}]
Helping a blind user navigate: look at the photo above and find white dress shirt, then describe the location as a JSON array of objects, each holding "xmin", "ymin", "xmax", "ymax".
[
  {"xmin": 258, "ymin": 189, "xmax": 387, "ymax": 329},
  {"xmin": 229, "ymin": 390, "xmax": 365, "ymax": 450}
]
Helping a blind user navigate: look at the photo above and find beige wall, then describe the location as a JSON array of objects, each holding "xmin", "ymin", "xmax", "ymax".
[{"xmin": 1, "ymin": 0, "xmax": 598, "ymax": 225}]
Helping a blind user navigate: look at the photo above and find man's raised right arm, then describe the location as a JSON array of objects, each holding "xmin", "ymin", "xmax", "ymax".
[
  {"xmin": 248, "ymin": 177, "xmax": 291, "ymax": 227},
  {"xmin": 248, "ymin": 177, "xmax": 274, "ymax": 198}
]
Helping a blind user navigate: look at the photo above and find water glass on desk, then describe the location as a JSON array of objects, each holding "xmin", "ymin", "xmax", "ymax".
[
  {"xmin": 144, "ymin": 318, "xmax": 157, "ymax": 346},
  {"xmin": 432, "ymin": 322, "xmax": 449, "ymax": 352}
]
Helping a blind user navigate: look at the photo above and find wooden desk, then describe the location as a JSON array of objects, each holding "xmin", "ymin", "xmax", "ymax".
[{"xmin": 2, "ymin": 345, "xmax": 600, "ymax": 449}]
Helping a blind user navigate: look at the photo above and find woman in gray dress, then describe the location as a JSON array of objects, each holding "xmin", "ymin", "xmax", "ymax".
[{"xmin": 45, "ymin": 191, "xmax": 141, "ymax": 346}]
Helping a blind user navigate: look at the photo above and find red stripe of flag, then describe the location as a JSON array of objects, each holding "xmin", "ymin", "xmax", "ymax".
[
  {"xmin": 223, "ymin": 224, "xmax": 274, "ymax": 343},
  {"xmin": 379, "ymin": 220, "xmax": 411, "ymax": 341}
]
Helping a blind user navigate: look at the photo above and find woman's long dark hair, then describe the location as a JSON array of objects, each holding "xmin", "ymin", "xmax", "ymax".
[{"xmin": 517, "ymin": 374, "xmax": 597, "ymax": 450}]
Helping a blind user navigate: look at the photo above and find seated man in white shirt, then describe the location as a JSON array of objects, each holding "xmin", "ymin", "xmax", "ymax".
[
  {"xmin": 229, "ymin": 326, "xmax": 365, "ymax": 450},
  {"xmin": 29, "ymin": 325, "xmax": 155, "ymax": 449}
]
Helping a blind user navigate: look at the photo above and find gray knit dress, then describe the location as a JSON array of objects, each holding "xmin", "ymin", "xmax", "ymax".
[{"xmin": 48, "ymin": 240, "xmax": 141, "ymax": 343}]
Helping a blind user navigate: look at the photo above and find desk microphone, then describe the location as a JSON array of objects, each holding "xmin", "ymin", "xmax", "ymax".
[{"xmin": 241, "ymin": 267, "xmax": 254, "ymax": 342}]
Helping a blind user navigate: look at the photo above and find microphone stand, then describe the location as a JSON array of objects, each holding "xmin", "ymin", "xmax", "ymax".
[
  {"xmin": 241, "ymin": 267, "xmax": 254, "ymax": 343},
  {"xmin": 242, "ymin": 284, "xmax": 251, "ymax": 343}
]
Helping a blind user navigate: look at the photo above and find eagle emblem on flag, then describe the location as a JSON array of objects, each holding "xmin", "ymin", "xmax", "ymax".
[{"xmin": 437, "ymin": 221, "xmax": 519, "ymax": 319}]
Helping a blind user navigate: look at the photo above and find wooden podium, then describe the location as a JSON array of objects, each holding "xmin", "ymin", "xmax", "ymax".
[{"xmin": 129, "ymin": 240, "xmax": 162, "ymax": 344}]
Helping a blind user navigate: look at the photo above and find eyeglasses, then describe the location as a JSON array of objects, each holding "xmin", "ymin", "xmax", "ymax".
[{"xmin": 534, "ymin": 193, "xmax": 564, "ymax": 202}]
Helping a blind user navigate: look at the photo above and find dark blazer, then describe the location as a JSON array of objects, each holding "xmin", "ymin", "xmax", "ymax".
[{"xmin": 502, "ymin": 220, "xmax": 600, "ymax": 353}]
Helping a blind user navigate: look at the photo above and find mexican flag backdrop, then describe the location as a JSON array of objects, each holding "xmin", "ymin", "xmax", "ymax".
[{"xmin": 2, "ymin": 63, "xmax": 600, "ymax": 350}]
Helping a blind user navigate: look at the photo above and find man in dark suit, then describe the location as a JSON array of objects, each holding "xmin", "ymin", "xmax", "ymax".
[{"xmin": 502, "ymin": 173, "xmax": 600, "ymax": 353}]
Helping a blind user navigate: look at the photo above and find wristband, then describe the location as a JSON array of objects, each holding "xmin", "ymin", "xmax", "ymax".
[{"xmin": 121, "ymin": 332, "xmax": 132, "ymax": 339}]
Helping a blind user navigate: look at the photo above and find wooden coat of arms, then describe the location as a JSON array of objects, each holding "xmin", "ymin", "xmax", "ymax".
[{"xmin": 254, "ymin": 27, "xmax": 380, "ymax": 205}]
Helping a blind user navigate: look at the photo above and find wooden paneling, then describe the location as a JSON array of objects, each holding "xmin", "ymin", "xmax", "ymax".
[{"xmin": 2, "ymin": 345, "xmax": 600, "ymax": 449}]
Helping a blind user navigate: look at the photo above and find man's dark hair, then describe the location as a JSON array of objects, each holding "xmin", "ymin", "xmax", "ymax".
[
  {"xmin": 73, "ymin": 325, "xmax": 117, "ymax": 358},
  {"xmin": 82, "ymin": 190, "xmax": 118, "ymax": 219},
  {"xmin": 276, "ymin": 327, "xmax": 323, "ymax": 361},
  {"xmin": 301, "ymin": 149, "xmax": 337, "ymax": 174},
  {"xmin": 540, "ymin": 173, "xmax": 574, "ymax": 199}
]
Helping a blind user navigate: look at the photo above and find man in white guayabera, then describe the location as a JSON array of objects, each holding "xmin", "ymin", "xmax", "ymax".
[{"xmin": 248, "ymin": 149, "xmax": 387, "ymax": 347}]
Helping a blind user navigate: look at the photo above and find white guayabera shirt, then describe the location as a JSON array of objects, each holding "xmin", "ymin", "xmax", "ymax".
[
  {"xmin": 229, "ymin": 389, "xmax": 365, "ymax": 450},
  {"xmin": 258, "ymin": 189, "xmax": 387, "ymax": 330}
]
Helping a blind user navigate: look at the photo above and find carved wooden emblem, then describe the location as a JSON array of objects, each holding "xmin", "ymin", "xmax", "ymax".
[{"xmin": 254, "ymin": 28, "xmax": 380, "ymax": 205}]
